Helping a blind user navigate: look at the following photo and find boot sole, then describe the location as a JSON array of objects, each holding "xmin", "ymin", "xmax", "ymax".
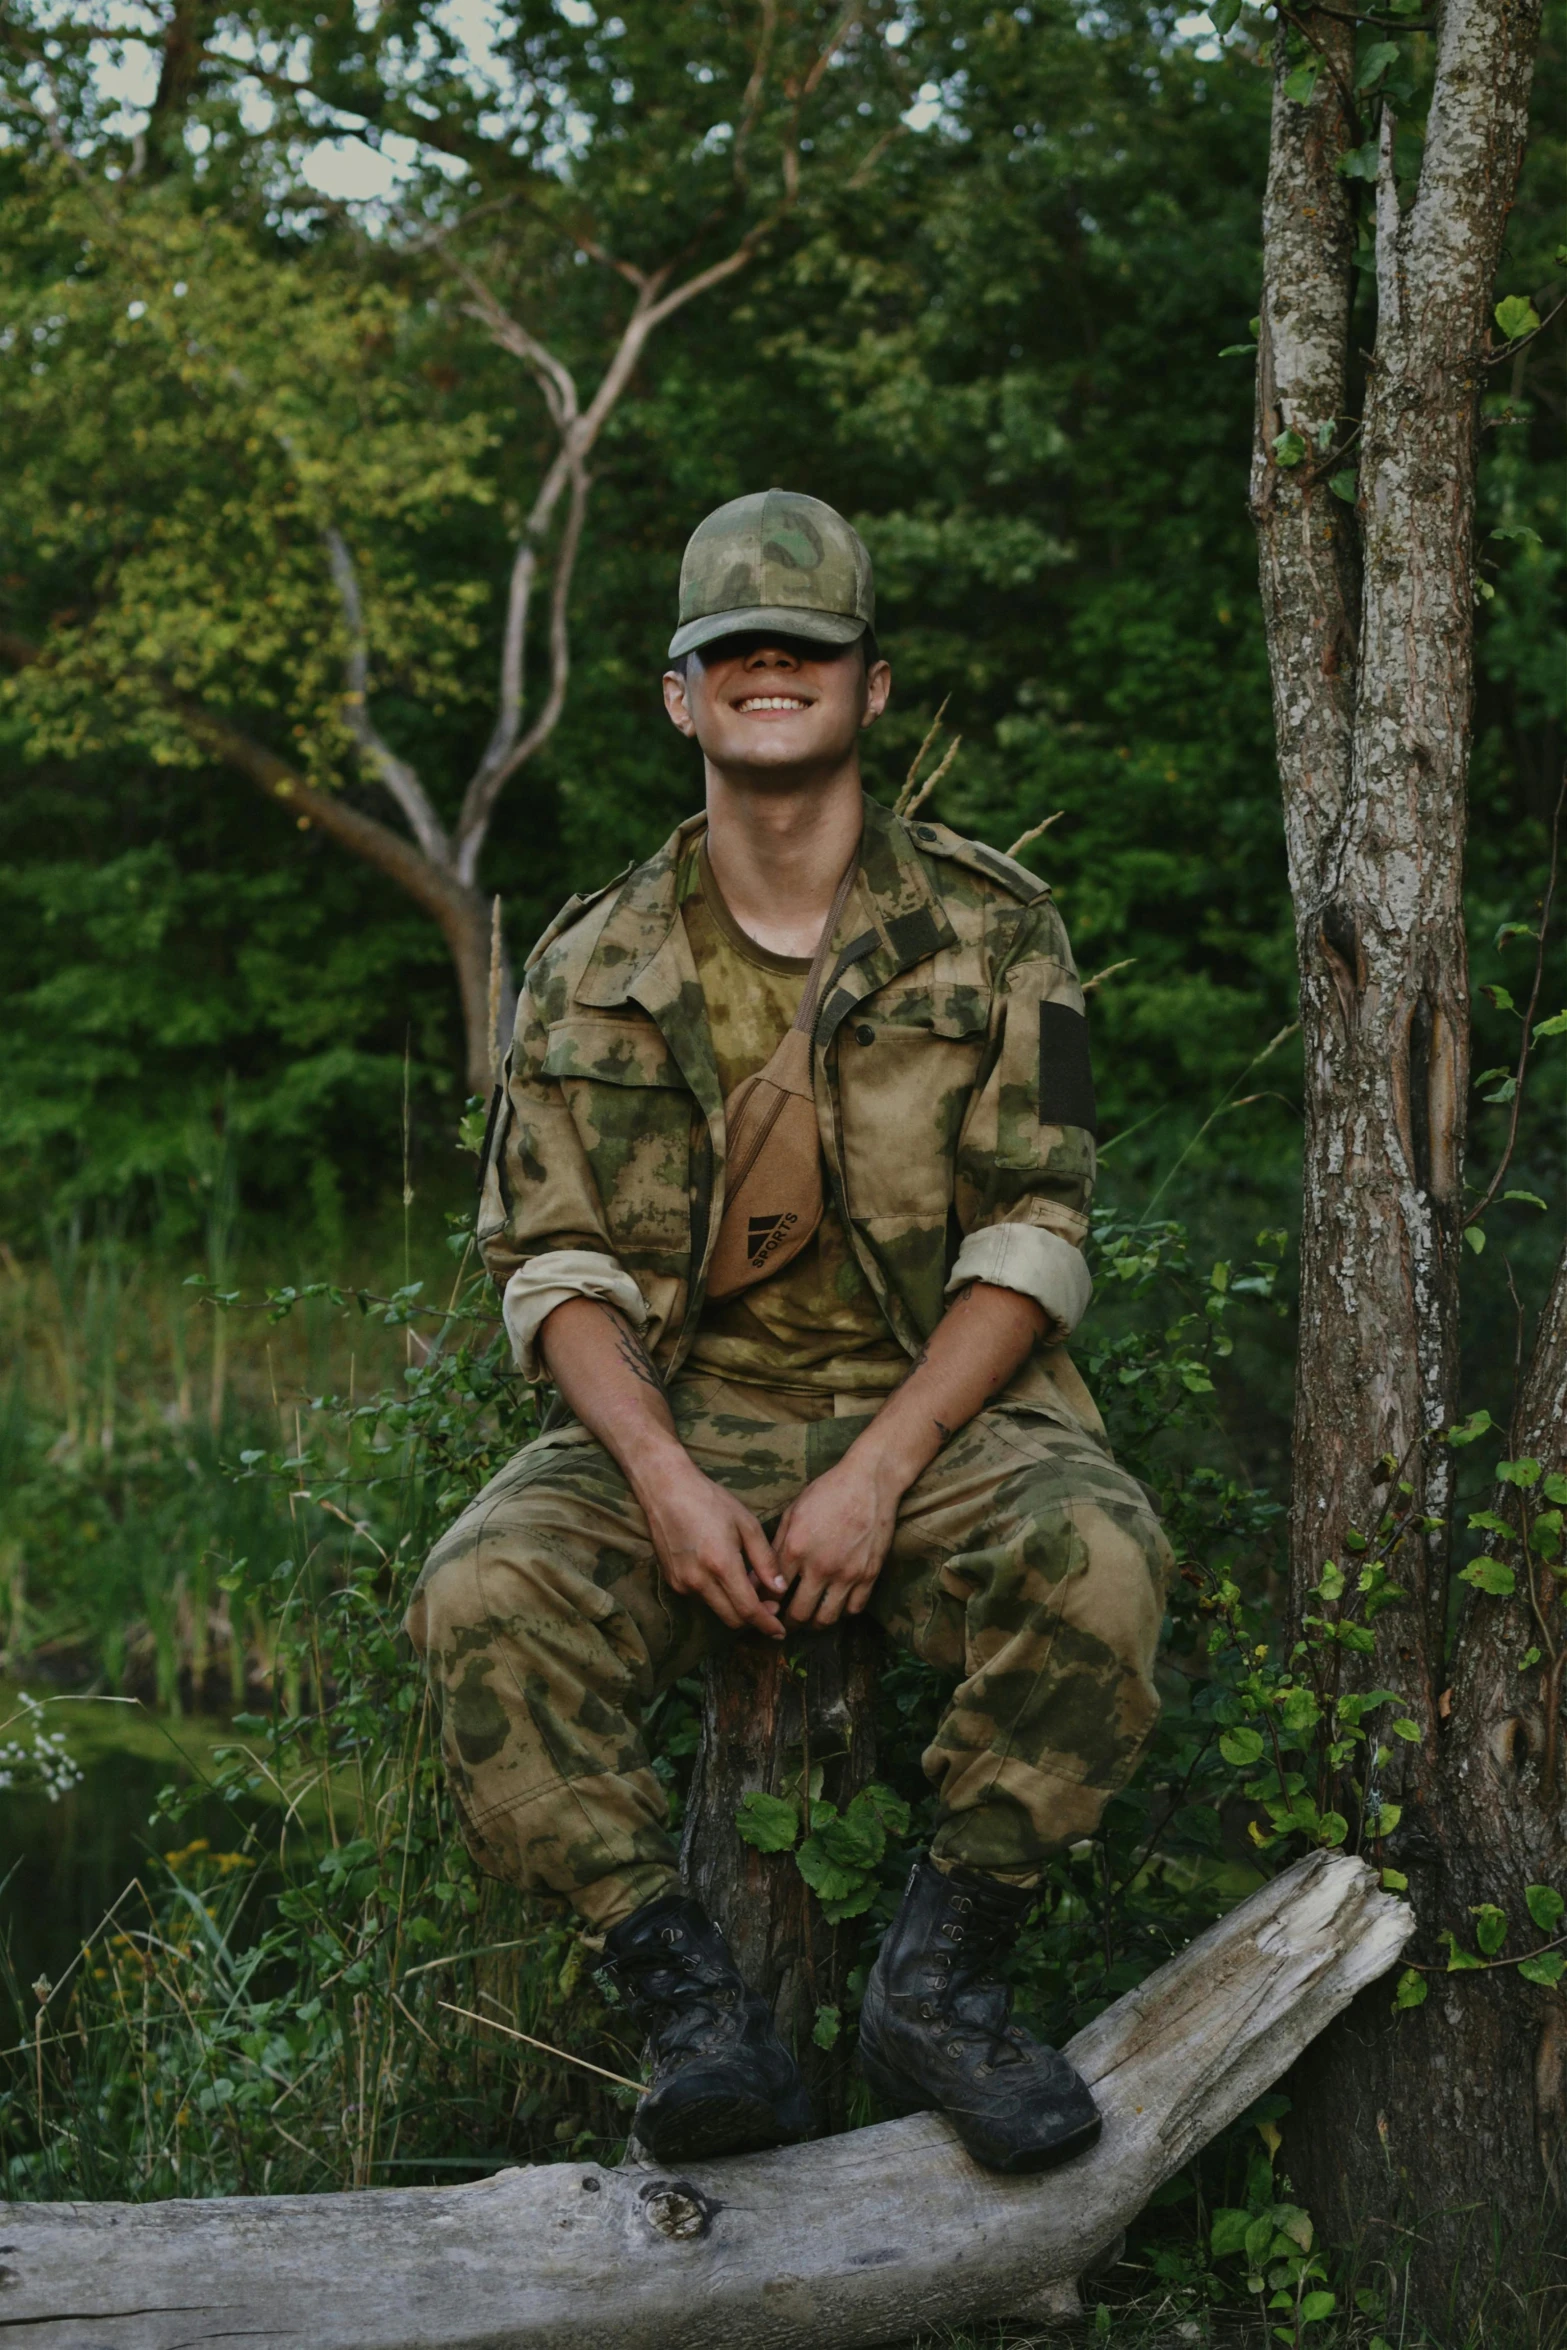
[
  {"xmin": 979, "ymin": 2108, "xmax": 1102, "ymax": 2174},
  {"xmin": 636, "ymin": 2087, "xmax": 811, "ymax": 2165},
  {"xmin": 860, "ymin": 2042, "xmax": 1102, "ymax": 2173}
]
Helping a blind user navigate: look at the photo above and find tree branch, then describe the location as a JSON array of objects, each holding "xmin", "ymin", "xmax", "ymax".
[
  {"xmin": 0, "ymin": 624, "xmax": 475, "ymax": 944},
  {"xmin": 322, "ymin": 527, "xmax": 454, "ymax": 870},
  {"xmin": 455, "ymin": 453, "xmax": 588, "ymax": 884}
]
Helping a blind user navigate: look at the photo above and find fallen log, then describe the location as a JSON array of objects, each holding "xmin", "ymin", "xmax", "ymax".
[{"xmin": 0, "ymin": 1851, "xmax": 1412, "ymax": 2350}]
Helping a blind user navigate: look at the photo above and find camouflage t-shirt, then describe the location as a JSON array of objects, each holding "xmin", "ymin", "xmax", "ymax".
[{"xmin": 679, "ymin": 839, "xmax": 908, "ymax": 1396}]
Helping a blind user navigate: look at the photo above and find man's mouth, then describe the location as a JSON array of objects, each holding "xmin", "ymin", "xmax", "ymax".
[{"xmin": 734, "ymin": 694, "xmax": 810, "ymax": 712}]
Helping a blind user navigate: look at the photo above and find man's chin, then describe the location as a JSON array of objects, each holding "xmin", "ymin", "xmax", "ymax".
[{"xmin": 702, "ymin": 732, "xmax": 857, "ymax": 788}]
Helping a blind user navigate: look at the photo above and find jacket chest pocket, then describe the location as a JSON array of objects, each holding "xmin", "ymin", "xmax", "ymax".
[
  {"xmin": 837, "ymin": 1001, "xmax": 986, "ymax": 1218},
  {"xmin": 544, "ymin": 1016, "xmax": 694, "ymax": 1257}
]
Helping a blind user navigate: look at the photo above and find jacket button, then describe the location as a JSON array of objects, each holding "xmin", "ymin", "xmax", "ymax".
[{"xmin": 854, "ymin": 1023, "xmax": 875, "ymax": 1046}]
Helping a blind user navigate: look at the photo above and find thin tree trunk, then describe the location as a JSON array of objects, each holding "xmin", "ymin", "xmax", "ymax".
[
  {"xmin": 1251, "ymin": 0, "xmax": 1547, "ymax": 2318},
  {"xmin": 681, "ymin": 1625, "xmax": 880, "ymax": 2132}
]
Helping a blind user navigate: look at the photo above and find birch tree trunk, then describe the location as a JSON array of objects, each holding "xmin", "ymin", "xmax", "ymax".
[{"xmin": 1251, "ymin": 0, "xmax": 1553, "ymax": 2315}]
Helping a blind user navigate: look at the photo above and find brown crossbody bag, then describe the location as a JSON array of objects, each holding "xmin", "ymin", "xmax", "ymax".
[{"xmin": 705, "ymin": 855, "xmax": 860, "ymax": 1302}]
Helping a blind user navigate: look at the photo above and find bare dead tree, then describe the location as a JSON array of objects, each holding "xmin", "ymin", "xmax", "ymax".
[
  {"xmin": 2, "ymin": 2, "xmax": 898, "ymax": 1097},
  {"xmin": 1250, "ymin": 0, "xmax": 1558, "ymax": 2309}
]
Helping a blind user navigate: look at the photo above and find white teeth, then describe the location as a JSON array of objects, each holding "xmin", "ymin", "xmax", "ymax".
[{"xmin": 737, "ymin": 696, "xmax": 808, "ymax": 711}]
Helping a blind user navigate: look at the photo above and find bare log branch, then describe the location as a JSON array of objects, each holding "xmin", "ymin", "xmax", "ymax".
[{"xmin": 0, "ymin": 1855, "xmax": 1411, "ymax": 2350}]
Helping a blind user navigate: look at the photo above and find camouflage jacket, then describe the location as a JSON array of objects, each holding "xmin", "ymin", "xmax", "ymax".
[{"xmin": 478, "ymin": 794, "xmax": 1105, "ymax": 1435}]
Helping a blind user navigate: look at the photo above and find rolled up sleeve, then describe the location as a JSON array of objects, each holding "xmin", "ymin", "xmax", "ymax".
[
  {"xmin": 501, "ymin": 1250, "xmax": 650, "ymax": 1381},
  {"xmin": 945, "ymin": 1223, "xmax": 1092, "ymax": 1336}
]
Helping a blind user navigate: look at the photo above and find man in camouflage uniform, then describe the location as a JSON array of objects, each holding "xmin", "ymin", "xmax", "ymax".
[{"xmin": 408, "ymin": 490, "xmax": 1170, "ymax": 2173}]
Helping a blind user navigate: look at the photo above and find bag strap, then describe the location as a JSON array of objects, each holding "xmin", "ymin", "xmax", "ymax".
[{"xmin": 790, "ymin": 852, "xmax": 861, "ymax": 1038}]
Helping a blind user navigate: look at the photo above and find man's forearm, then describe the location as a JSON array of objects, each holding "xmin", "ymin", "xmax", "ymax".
[
  {"xmin": 848, "ymin": 1281, "xmax": 1047, "ymax": 1494},
  {"xmin": 537, "ymin": 1295, "xmax": 687, "ymax": 1498},
  {"xmin": 537, "ymin": 1295, "xmax": 787, "ymax": 1637}
]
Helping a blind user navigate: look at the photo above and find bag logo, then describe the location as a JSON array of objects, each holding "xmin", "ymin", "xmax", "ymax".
[{"xmin": 746, "ymin": 1211, "xmax": 799, "ymax": 1267}]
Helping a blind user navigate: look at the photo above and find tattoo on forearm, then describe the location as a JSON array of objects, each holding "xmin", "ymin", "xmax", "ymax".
[{"xmin": 595, "ymin": 1303, "xmax": 664, "ymax": 1394}]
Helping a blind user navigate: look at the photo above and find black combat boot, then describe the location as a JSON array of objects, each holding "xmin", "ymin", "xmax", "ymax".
[
  {"xmin": 857, "ymin": 1855, "xmax": 1101, "ymax": 2174},
  {"xmin": 599, "ymin": 1890, "xmax": 812, "ymax": 2163}
]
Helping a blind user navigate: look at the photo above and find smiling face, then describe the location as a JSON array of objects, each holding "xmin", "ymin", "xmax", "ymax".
[{"xmin": 662, "ymin": 632, "xmax": 891, "ymax": 789}]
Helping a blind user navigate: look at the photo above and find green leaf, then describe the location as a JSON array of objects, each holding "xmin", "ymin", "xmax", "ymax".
[
  {"xmin": 1301, "ymin": 2291, "xmax": 1337, "ymax": 2324},
  {"xmin": 1273, "ymin": 2203, "xmax": 1313, "ymax": 2252},
  {"xmin": 1245, "ymin": 2214, "xmax": 1275, "ymax": 2267},
  {"xmin": 1525, "ymin": 1884, "xmax": 1565, "ymax": 1935},
  {"xmin": 1220, "ymin": 1726, "xmax": 1267, "ymax": 1766},
  {"xmin": 734, "ymin": 1790, "xmax": 800, "ymax": 1853},
  {"xmin": 1211, "ymin": 2206, "xmax": 1252, "ymax": 2258},
  {"xmin": 1390, "ymin": 1717, "xmax": 1422, "ymax": 1743},
  {"xmin": 1366, "ymin": 1800, "xmax": 1401, "ymax": 1837},
  {"xmin": 1443, "ymin": 1931, "xmax": 1484, "ymax": 1972},
  {"xmin": 1283, "ymin": 61, "xmax": 1320, "ymax": 103},
  {"xmin": 1465, "ymin": 1225, "xmax": 1486, "ymax": 1255},
  {"xmin": 1315, "ymin": 1811, "xmax": 1349, "ymax": 1847},
  {"xmin": 854, "ymin": 1781, "xmax": 912, "ymax": 1840},
  {"xmin": 1393, "ymin": 1967, "xmax": 1428, "ymax": 2009},
  {"xmin": 1490, "ymin": 523, "xmax": 1544, "ymax": 547},
  {"xmin": 1278, "ymin": 1686, "xmax": 1321, "ymax": 1733},
  {"xmin": 1340, "ymin": 139, "xmax": 1382, "ymax": 180},
  {"xmin": 1448, "ymin": 1410, "xmax": 1494, "ymax": 1447},
  {"xmin": 1459, "ymin": 1555, "xmax": 1517, "ymax": 1596},
  {"xmin": 1329, "ymin": 469, "xmax": 1359, "ymax": 503},
  {"xmin": 1543, "ymin": 1475, "xmax": 1567, "ymax": 1506},
  {"xmin": 1273, "ymin": 428, "xmax": 1308, "ymax": 468},
  {"xmin": 1499, "ymin": 1456, "xmax": 1543, "ymax": 1488},
  {"xmin": 1208, "ymin": 0, "xmax": 1243, "ymax": 33},
  {"xmin": 811, "ymin": 2003, "xmax": 841, "ymax": 2050},
  {"xmin": 1472, "ymin": 1903, "xmax": 1508, "ymax": 1957},
  {"xmin": 1519, "ymin": 1953, "xmax": 1567, "ymax": 1988},
  {"xmin": 1533, "ymin": 1010, "xmax": 1567, "ymax": 1039},
  {"xmin": 794, "ymin": 1840, "xmax": 871, "ymax": 1912},
  {"xmin": 1518, "ymin": 1646, "xmax": 1543, "ymax": 1671},
  {"xmin": 1355, "ymin": 41, "xmax": 1400, "ymax": 87},
  {"xmin": 1494, "ymin": 295, "xmax": 1542, "ymax": 341},
  {"xmin": 1381, "ymin": 1868, "xmax": 1409, "ymax": 1892}
]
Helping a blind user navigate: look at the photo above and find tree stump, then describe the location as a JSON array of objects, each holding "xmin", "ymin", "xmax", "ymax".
[{"xmin": 680, "ymin": 1622, "xmax": 880, "ymax": 2131}]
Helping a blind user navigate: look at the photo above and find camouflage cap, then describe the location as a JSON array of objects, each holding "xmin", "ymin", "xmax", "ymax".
[{"xmin": 669, "ymin": 489, "xmax": 874, "ymax": 661}]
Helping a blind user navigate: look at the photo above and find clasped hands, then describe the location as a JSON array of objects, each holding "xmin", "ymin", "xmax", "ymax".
[{"xmin": 638, "ymin": 1442, "xmax": 904, "ymax": 1639}]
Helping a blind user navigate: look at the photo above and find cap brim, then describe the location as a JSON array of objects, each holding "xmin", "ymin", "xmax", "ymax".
[{"xmin": 667, "ymin": 605, "xmax": 867, "ymax": 661}]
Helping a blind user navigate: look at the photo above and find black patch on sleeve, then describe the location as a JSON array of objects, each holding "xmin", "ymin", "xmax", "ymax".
[{"xmin": 1039, "ymin": 1002, "xmax": 1097, "ymax": 1136}]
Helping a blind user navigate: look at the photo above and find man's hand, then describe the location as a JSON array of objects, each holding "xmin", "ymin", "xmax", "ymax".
[
  {"xmin": 640, "ymin": 1451, "xmax": 788, "ymax": 1640},
  {"xmin": 774, "ymin": 1450, "xmax": 902, "ymax": 1628},
  {"xmin": 539, "ymin": 1295, "xmax": 786, "ymax": 1639},
  {"xmin": 773, "ymin": 1281, "xmax": 1052, "ymax": 1627}
]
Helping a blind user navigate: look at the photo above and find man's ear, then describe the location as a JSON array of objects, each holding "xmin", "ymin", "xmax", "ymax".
[
  {"xmin": 860, "ymin": 659, "xmax": 892, "ymax": 730},
  {"xmin": 662, "ymin": 667, "xmax": 697, "ymax": 736}
]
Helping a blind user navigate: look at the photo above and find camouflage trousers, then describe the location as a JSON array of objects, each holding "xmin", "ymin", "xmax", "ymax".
[{"xmin": 405, "ymin": 1377, "xmax": 1170, "ymax": 1930}]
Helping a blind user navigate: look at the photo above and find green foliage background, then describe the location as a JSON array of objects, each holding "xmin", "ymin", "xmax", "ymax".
[
  {"xmin": 2, "ymin": 1, "xmax": 1556, "ymax": 1283},
  {"xmin": 0, "ymin": 3, "xmax": 1563, "ymax": 2325}
]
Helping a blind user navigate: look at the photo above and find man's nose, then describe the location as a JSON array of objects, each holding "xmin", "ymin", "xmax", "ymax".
[{"xmin": 745, "ymin": 645, "xmax": 798, "ymax": 670}]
